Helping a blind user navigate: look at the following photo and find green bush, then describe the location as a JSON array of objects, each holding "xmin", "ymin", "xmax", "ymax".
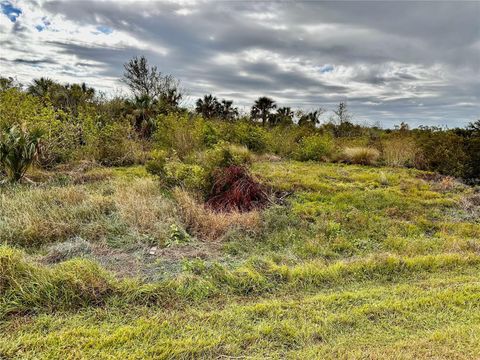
[
  {"xmin": 269, "ymin": 125, "xmax": 312, "ymax": 157},
  {"xmin": 145, "ymin": 149, "xmax": 168, "ymax": 177},
  {"xmin": 200, "ymin": 121, "xmax": 220, "ymax": 148},
  {"xmin": 414, "ymin": 130, "xmax": 467, "ymax": 177},
  {"xmin": 164, "ymin": 160, "xmax": 206, "ymax": 191},
  {"xmin": 199, "ymin": 142, "xmax": 252, "ymax": 170},
  {"xmin": 92, "ymin": 122, "xmax": 136, "ymax": 166},
  {"xmin": 294, "ymin": 134, "xmax": 334, "ymax": 161},
  {"xmin": 231, "ymin": 122, "xmax": 270, "ymax": 153},
  {"xmin": 153, "ymin": 113, "xmax": 203, "ymax": 159},
  {"xmin": 0, "ymin": 125, "xmax": 43, "ymax": 182}
]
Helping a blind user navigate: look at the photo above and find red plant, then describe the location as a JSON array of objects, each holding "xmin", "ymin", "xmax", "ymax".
[{"xmin": 206, "ymin": 165, "xmax": 267, "ymax": 212}]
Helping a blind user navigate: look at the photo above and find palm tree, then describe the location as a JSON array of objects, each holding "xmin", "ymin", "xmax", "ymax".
[
  {"xmin": 298, "ymin": 109, "xmax": 324, "ymax": 127},
  {"xmin": 250, "ymin": 97, "xmax": 276, "ymax": 126},
  {"xmin": 27, "ymin": 77, "xmax": 56, "ymax": 98},
  {"xmin": 131, "ymin": 94, "xmax": 156, "ymax": 138},
  {"xmin": 195, "ymin": 94, "xmax": 220, "ymax": 119},
  {"xmin": 219, "ymin": 100, "xmax": 238, "ymax": 121},
  {"xmin": 272, "ymin": 107, "xmax": 294, "ymax": 126},
  {"xmin": 160, "ymin": 88, "xmax": 182, "ymax": 111}
]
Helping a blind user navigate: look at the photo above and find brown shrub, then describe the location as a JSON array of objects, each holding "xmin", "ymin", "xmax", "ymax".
[{"xmin": 206, "ymin": 165, "xmax": 268, "ymax": 212}]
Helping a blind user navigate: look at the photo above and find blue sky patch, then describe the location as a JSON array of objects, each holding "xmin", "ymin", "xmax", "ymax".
[
  {"xmin": 35, "ymin": 16, "xmax": 51, "ymax": 32},
  {"xmin": 1, "ymin": 1, "xmax": 22, "ymax": 22},
  {"xmin": 320, "ymin": 64, "xmax": 334, "ymax": 73},
  {"xmin": 96, "ymin": 25, "xmax": 113, "ymax": 34}
]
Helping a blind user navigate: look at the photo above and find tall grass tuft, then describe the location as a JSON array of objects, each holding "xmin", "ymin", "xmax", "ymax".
[
  {"xmin": 341, "ymin": 147, "xmax": 380, "ymax": 165},
  {"xmin": 173, "ymin": 188, "xmax": 261, "ymax": 241}
]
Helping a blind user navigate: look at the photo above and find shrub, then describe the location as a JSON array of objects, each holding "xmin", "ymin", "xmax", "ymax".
[
  {"xmin": 93, "ymin": 122, "xmax": 139, "ymax": 166},
  {"xmin": 153, "ymin": 113, "xmax": 203, "ymax": 159},
  {"xmin": 269, "ymin": 125, "xmax": 312, "ymax": 157},
  {"xmin": 0, "ymin": 125, "xmax": 43, "ymax": 182},
  {"xmin": 200, "ymin": 121, "xmax": 220, "ymax": 148},
  {"xmin": 414, "ymin": 130, "xmax": 467, "ymax": 177},
  {"xmin": 294, "ymin": 134, "xmax": 334, "ymax": 161},
  {"xmin": 163, "ymin": 160, "xmax": 207, "ymax": 191},
  {"xmin": 341, "ymin": 147, "xmax": 380, "ymax": 165},
  {"xmin": 231, "ymin": 122, "xmax": 270, "ymax": 153},
  {"xmin": 199, "ymin": 142, "xmax": 253, "ymax": 171},
  {"xmin": 147, "ymin": 150, "xmax": 206, "ymax": 191},
  {"xmin": 145, "ymin": 149, "xmax": 168, "ymax": 177},
  {"xmin": 206, "ymin": 165, "xmax": 268, "ymax": 212}
]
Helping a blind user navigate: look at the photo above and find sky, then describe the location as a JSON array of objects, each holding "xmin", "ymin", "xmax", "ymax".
[{"xmin": 0, "ymin": 0, "xmax": 479, "ymax": 128}]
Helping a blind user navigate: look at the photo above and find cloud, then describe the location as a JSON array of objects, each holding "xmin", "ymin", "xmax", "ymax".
[{"xmin": 0, "ymin": 0, "xmax": 478, "ymax": 127}]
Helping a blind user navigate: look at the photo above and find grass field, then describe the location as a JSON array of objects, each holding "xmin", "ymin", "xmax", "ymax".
[{"xmin": 1, "ymin": 161, "xmax": 479, "ymax": 359}]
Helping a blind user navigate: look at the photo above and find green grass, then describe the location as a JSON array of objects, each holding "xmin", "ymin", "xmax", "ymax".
[{"xmin": 1, "ymin": 160, "xmax": 479, "ymax": 358}]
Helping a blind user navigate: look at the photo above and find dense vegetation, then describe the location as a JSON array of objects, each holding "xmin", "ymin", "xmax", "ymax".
[
  {"xmin": 1, "ymin": 56, "xmax": 479, "ymax": 184},
  {"xmin": 0, "ymin": 57, "xmax": 479, "ymax": 358}
]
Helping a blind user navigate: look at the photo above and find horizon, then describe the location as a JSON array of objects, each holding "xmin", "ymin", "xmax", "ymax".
[{"xmin": 1, "ymin": 0, "xmax": 479, "ymax": 128}]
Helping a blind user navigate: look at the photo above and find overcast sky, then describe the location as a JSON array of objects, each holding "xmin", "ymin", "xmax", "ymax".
[{"xmin": 1, "ymin": 0, "xmax": 479, "ymax": 127}]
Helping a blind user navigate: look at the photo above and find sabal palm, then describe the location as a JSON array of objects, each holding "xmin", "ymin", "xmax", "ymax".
[
  {"xmin": 299, "ymin": 109, "xmax": 323, "ymax": 127},
  {"xmin": 219, "ymin": 100, "xmax": 238, "ymax": 121},
  {"xmin": 274, "ymin": 107, "xmax": 294, "ymax": 125},
  {"xmin": 0, "ymin": 126, "xmax": 42, "ymax": 182},
  {"xmin": 27, "ymin": 77, "xmax": 55, "ymax": 98},
  {"xmin": 251, "ymin": 97, "xmax": 276, "ymax": 126},
  {"xmin": 196, "ymin": 94, "xmax": 220, "ymax": 119},
  {"xmin": 132, "ymin": 95, "xmax": 156, "ymax": 137}
]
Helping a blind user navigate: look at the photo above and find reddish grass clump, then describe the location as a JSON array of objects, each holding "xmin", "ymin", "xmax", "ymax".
[{"xmin": 206, "ymin": 165, "xmax": 267, "ymax": 212}]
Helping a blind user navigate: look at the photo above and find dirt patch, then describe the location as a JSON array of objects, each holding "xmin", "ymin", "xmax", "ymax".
[{"xmin": 152, "ymin": 241, "xmax": 223, "ymax": 261}]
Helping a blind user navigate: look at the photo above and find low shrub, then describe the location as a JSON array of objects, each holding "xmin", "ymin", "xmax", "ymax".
[
  {"xmin": 413, "ymin": 130, "xmax": 467, "ymax": 177},
  {"xmin": 145, "ymin": 149, "xmax": 168, "ymax": 177},
  {"xmin": 200, "ymin": 121, "xmax": 220, "ymax": 148},
  {"xmin": 340, "ymin": 146, "xmax": 380, "ymax": 165},
  {"xmin": 146, "ymin": 151, "xmax": 206, "ymax": 192},
  {"xmin": 206, "ymin": 165, "xmax": 268, "ymax": 212},
  {"xmin": 199, "ymin": 142, "xmax": 252, "ymax": 171},
  {"xmin": 164, "ymin": 160, "xmax": 206, "ymax": 191},
  {"xmin": 153, "ymin": 113, "xmax": 203, "ymax": 159},
  {"xmin": 294, "ymin": 134, "xmax": 334, "ymax": 161},
  {"xmin": 93, "ymin": 122, "xmax": 139, "ymax": 166},
  {"xmin": 230, "ymin": 122, "xmax": 270, "ymax": 153},
  {"xmin": 0, "ymin": 125, "xmax": 43, "ymax": 182}
]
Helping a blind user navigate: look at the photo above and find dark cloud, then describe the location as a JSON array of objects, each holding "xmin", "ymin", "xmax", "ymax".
[{"xmin": 0, "ymin": 0, "xmax": 478, "ymax": 127}]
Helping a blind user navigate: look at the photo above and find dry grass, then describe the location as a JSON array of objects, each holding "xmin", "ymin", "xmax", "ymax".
[
  {"xmin": 0, "ymin": 185, "xmax": 114, "ymax": 246},
  {"xmin": 173, "ymin": 188, "xmax": 261, "ymax": 241},
  {"xmin": 341, "ymin": 146, "xmax": 380, "ymax": 165},
  {"xmin": 0, "ymin": 176, "xmax": 177, "ymax": 247},
  {"xmin": 114, "ymin": 177, "xmax": 177, "ymax": 238},
  {"xmin": 382, "ymin": 137, "xmax": 419, "ymax": 167}
]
